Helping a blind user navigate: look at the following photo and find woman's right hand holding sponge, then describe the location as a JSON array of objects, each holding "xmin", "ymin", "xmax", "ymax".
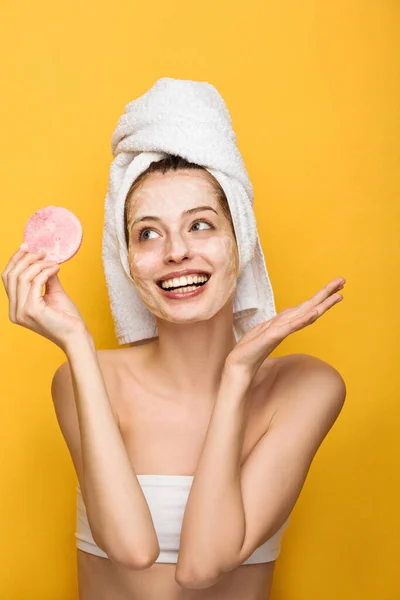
[{"xmin": 1, "ymin": 206, "xmax": 87, "ymax": 351}]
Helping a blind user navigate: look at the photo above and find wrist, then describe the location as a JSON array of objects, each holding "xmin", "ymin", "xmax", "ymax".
[
  {"xmin": 222, "ymin": 363, "xmax": 253, "ymax": 391},
  {"xmin": 61, "ymin": 328, "xmax": 95, "ymax": 357}
]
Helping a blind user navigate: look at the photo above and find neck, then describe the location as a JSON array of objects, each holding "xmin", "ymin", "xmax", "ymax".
[{"xmin": 148, "ymin": 302, "xmax": 236, "ymax": 400}]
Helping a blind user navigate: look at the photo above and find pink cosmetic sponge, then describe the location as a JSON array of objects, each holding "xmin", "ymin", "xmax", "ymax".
[{"xmin": 23, "ymin": 206, "xmax": 83, "ymax": 263}]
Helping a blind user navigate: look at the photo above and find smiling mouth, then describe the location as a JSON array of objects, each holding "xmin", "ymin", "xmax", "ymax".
[{"xmin": 156, "ymin": 274, "xmax": 211, "ymax": 292}]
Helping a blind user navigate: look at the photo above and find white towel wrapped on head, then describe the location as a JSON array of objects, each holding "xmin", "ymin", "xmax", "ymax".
[{"xmin": 102, "ymin": 77, "xmax": 277, "ymax": 345}]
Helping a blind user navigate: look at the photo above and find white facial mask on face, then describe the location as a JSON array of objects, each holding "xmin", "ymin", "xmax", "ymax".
[{"xmin": 126, "ymin": 172, "xmax": 239, "ymax": 324}]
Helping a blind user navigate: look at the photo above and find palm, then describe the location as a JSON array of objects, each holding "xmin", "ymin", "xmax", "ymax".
[
  {"xmin": 39, "ymin": 276, "xmax": 84, "ymax": 330},
  {"xmin": 226, "ymin": 277, "xmax": 345, "ymax": 376}
]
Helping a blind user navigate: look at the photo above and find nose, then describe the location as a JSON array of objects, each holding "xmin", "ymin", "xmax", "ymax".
[{"xmin": 164, "ymin": 231, "xmax": 192, "ymax": 263}]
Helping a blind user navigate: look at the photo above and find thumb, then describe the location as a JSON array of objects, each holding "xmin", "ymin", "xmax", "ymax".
[{"xmin": 45, "ymin": 270, "xmax": 64, "ymax": 294}]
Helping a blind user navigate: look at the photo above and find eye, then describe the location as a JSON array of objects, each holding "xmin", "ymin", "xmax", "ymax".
[
  {"xmin": 137, "ymin": 228, "xmax": 160, "ymax": 242},
  {"xmin": 136, "ymin": 219, "xmax": 214, "ymax": 242},
  {"xmin": 191, "ymin": 219, "xmax": 214, "ymax": 231}
]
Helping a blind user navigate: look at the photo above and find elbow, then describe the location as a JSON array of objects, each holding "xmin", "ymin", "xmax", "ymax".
[
  {"xmin": 99, "ymin": 536, "xmax": 159, "ymax": 571},
  {"xmin": 175, "ymin": 566, "xmax": 222, "ymax": 590},
  {"xmin": 109, "ymin": 547, "xmax": 159, "ymax": 571},
  {"xmin": 91, "ymin": 527, "xmax": 160, "ymax": 571}
]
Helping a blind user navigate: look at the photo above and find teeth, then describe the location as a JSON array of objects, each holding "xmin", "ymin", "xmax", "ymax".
[
  {"xmin": 160, "ymin": 274, "xmax": 209, "ymax": 289},
  {"xmin": 169, "ymin": 285, "xmax": 199, "ymax": 294}
]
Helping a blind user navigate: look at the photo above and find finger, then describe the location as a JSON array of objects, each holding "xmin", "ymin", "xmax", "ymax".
[
  {"xmin": 1, "ymin": 244, "xmax": 31, "ymax": 291},
  {"xmin": 15, "ymin": 260, "xmax": 59, "ymax": 322},
  {"xmin": 27, "ymin": 263, "xmax": 60, "ymax": 304},
  {"xmin": 309, "ymin": 291, "xmax": 343, "ymax": 320},
  {"xmin": 6, "ymin": 250, "xmax": 47, "ymax": 289},
  {"xmin": 45, "ymin": 270, "xmax": 64, "ymax": 294},
  {"xmin": 271, "ymin": 289, "xmax": 343, "ymax": 339},
  {"xmin": 238, "ymin": 320, "xmax": 269, "ymax": 345},
  {"xmin": 6, "ymin": 251, "xmax": 47, "ymax": 321},
  {"xmin": 282, "ymin": 291, "xmax": 343, "ymax": 334},
  {"xmin": 297, "ymin": 278, "xmax": 345, "ymax": 315},
  {"xmin": 268, "ymin": 309, "xmax": 317, "ymax": 343}
]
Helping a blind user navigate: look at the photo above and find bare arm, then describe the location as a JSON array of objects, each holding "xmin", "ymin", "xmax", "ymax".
[
  {"xmin": 175, "ymin": 368, "xmax": 249, "ymax": 588},
  {"xmin": 52, "ymin": 332, "xmax": 160, "ymax": 570},
  {"xmin": 1, "ymin": 247, "xmax": 159, "ymax": 569},
  {"xmin": 176, "ymin": 357, "xmax": 346, "ymax": 589}
]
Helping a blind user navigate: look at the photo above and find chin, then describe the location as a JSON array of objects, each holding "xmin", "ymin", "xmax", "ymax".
[
  {"xmin": 157, "ymin": 297, "xmax": 236, "ymax": 325},
  {"xmin": 160, "ymin": 309, "xmax": 220, "ymax": 324},
  {"xmin": 139, "ymin": 280, "xmax": 236, "ymax": 324}
]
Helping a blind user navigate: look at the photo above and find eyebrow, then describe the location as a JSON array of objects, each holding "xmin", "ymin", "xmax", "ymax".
[{"xmin": 131, "ymin": 205, "xmax": 218, "ymax": 228}]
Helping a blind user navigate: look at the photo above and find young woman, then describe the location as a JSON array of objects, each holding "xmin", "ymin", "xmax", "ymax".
[{"xmin": 2, "ymin": 155, "xmax": 346, "ymax": 600}]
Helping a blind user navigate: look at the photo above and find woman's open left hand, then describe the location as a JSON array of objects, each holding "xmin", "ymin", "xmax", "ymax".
[{"xmin": 225, "ymin": 277, "xmax": 346, "ymax": 379}]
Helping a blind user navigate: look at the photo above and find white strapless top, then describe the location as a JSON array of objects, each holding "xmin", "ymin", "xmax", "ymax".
[{"xmin": 75, "ymin": 475, "xmax": 291, "ymax": 565}]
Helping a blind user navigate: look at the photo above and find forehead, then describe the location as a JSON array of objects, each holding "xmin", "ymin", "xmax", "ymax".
[{"xmin": 128, "ymin": 170, "xmax": 219, "ymax": 217}]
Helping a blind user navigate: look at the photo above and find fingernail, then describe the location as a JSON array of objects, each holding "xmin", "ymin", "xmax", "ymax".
[{"xmin": 20, "ymin": 242, "xmax": 29, "ymax": 251}]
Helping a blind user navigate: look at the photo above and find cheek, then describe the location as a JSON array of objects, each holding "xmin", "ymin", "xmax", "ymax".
[
  {"xmin": 221, "ymin": 236, "xmax": 239, "ymax": 277},
  {"xmin": 194, "ymin": 236, "xmax": 238, "ymax": 277},
  {"xmin": 128, "ymin": 249, "xmax": 170, "ymax": 317},
  {"xmin": 129, "ymin": 248, "xmax": 162, "ymax": 280}
]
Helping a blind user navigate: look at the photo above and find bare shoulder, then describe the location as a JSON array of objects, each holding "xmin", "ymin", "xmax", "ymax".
[
  {"xmin": 50, "ymin": 346, "xmax": 139, "ymax": 427},
  {"xmin": 95, "ymin": 347, "xmax": 129, "ymax": 372},
  {"xmin": 51, "ymin": 346, "xmax": 130, "ymax": 387},
  {"xmin": 96, "ymin": 342, "xmax": 153, "ymax": 371},
  {"xmin": 254, "ymin": 353, "xmax": 345, "ymax": 422},
  {"xmin": 50, "ymin": 343, "xmax": 155, "ymax": 493},
  {"xmin": 274, "ymin": 353, "xmax": 346, "ymax": 388},
  {"xmin": 268, "ymin": 353, "xmax": 347, "ymax": 420}
]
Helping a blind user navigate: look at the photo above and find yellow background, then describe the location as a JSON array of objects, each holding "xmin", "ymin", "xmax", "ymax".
[{"xmin": 1, "ymin": 1, "xmax": 398, "ymax": 598}]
